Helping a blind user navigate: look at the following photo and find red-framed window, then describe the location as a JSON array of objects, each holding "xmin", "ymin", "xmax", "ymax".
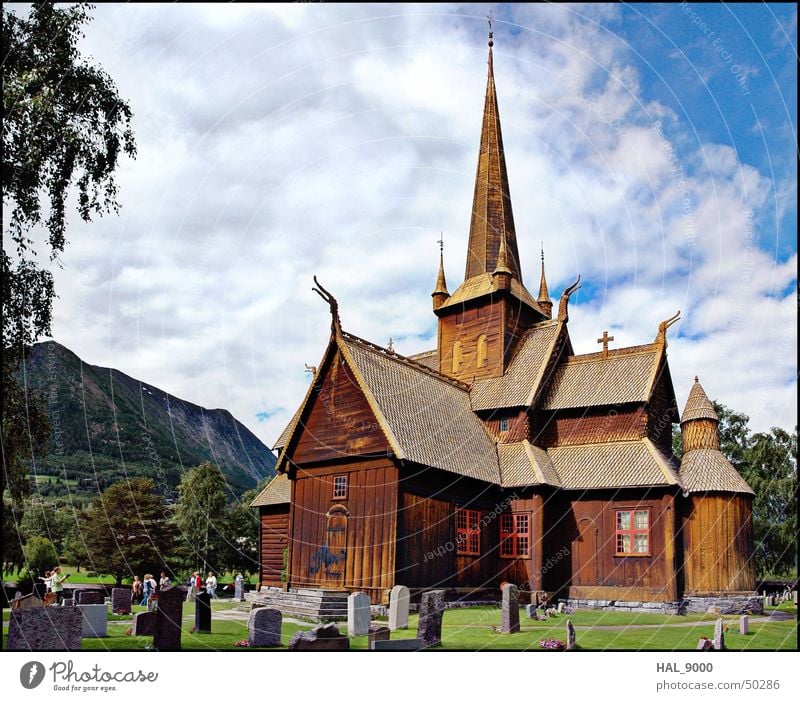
[
  {"xmin": 456, "ymin": 508, "xmax": 481, "ymax": 556},
  {"xmin": 500, "ymin": 512, "xmax": 530, "ymax": 558},
  {"xmin": 615, "ymin": 509, "xmax": 650, "ymax": 555},
  {"xmin": 332, "ymin": 475, "xmax": 348, "ymax": 500}
]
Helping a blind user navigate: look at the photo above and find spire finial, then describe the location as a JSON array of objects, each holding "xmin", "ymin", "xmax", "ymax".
[
  {"xmin": 432, "ymin": 235, "xmax": 450, "ymax": 310},
  {"xmin": 694, "ymin": 375, "xmax": 699, "ymax": 383},
  {"xmin": 438, "ymin": 232, "xmax": 444, "ymax": 254},
  {"xmin": 387, "ymin": 337, "xmax": 394, "ymax": 353},
  {"xmin": 487, "ymin": 11, "xmax": 494, "ymax": 47},
  {"xmin": 537, "ymin": 243, "xmax": 552, "ymax": 317}
]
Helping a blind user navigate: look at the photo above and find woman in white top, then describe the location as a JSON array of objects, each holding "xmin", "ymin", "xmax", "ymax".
[{"xmin": 205, "ymin": 572, "xmax": 217, "ymax": 599}]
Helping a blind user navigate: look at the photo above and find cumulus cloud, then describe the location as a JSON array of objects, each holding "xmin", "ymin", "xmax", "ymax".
[{"xmin": 36, "ymin": 4, "xmax": 795, "ymax": 443}]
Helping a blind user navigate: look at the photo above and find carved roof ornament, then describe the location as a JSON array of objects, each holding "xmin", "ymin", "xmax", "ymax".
[
  {"xmin": 312, "ymin": 276, "xmax": 340, "ymax": 333},
  {"xmin": 557, "ymin": 275, "xmax": 581, "ymax": 322},
  {"xmin": 654, "ymin": 310, "xmax": 681, "ymax": 346}
]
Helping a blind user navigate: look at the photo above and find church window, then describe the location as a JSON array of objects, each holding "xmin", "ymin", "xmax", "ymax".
[
  {"xmin": 500, "ymin": 513, "xmax": 530, "ymax": 558},
  {"xmin": 452, "ymin": 341, "xmax": 463, "ymax": 373},
  {"xmin": 499, "ymin": 417, "xmax": 509, "ymax": 433},
  {"xmin": 332, "ymin": 475, "xmax": 348, "ymax": 500},
  {"xmin": 615, "ymin": 509, "xmax": 649, "ymax": 555},
  {"xmin": 456, "ymin": 508, "xmax": 481, "ymax": 555},
  {"xmin": 476, "ymin": 334, "xmax": 488, "ymax": 368}
]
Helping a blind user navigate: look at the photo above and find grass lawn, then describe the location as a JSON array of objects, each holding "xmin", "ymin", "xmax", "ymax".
[{"xmin": 4, "ymin": 604, "xmax": 796, "ymax": 651}]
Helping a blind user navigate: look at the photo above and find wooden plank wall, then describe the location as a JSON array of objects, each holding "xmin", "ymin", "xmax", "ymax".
[
  {"xmin": 260, "ymin": 507, "xmax": 290, "ymax": 588},
  {"xmin": 438, "ymin": 300, "xmax": 505, "ymax": 381},
  {"xmin": 646, "ymin": 366, "xmax": 679, "ymax": 455},
  {"xmin": 292, "ymin": 350, "xmax": 388, "ymax": 464},
  {"xmin": 539, "ymin": 406, "xmax": 646, "ymax": 447},
  {"xmin": 680, "ymin": 494, "xmax": 756, "ymax": 593},
  {"xmin": 288, "ymin": 460, "xmax": 398, "ymax": 603}
]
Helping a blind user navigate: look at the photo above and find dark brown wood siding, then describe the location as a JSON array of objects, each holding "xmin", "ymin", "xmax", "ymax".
[
  {"xmin": 539, "ymin": 406, "xmax": 646, "ymax": 447},
  {"xmin": 497, "ymin": 493, "xmax": 546, "ymax": 591},
  {"xmin": 287, "ymin": 460, "xmax": 398, "ymax": 603},
  {"xmin": 291, "ymin": 349, "xmax": 388, "ymax": 465},
  {"xmin": 680, "ymin": 493, "xmax": 755, "ymax": 593},
  {"xmin": 544, "ymin": 490, "xmax": 678, "ymax": 601},
  {"xmin": 646, "ymin": 366, "xmax": 679, "ymax": 456},
  {"xmin": 438, "ymin": 300, "xmax": 505, "ymax": 381},
  {"xmin": 260, "ymin": 506, "xmax": 290, "ymax": 588}
]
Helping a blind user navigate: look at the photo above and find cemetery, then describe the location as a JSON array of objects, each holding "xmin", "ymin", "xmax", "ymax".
[{"xmin": 2, "ymin": 586, "xmax": 795, "ymax": 652}]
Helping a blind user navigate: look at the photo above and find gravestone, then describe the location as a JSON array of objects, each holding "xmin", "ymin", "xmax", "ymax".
[
  {"xmin": 696, "ymin": 638, "xmax": 714, "ymax": 651},
  {"xmin": 368, "ymin": 625, "xmax": 390, "ymax": 649},
  {"xmin": 194, "ymin": 591, "xmax": 212, "ymax": 634},
  {"xmin": 566, "ymin": 619, "xmax": 576, "ymax": 650},
  {"xmin": 525, "ymin": 604, "xmax": 536, "ymax": 619},
  {"xmin": 77, "ymin": 590, "xmax": 104, "ymax": 605},
  {"xmin": 153, "ymin": 587, "xmax": 184, "ymax": 651},
  {"xmin": 347, "ymin": 592, "xmax": 371, "ymax": 636},
  {"xmin": 739, "ymin": 615, "xmax": 748, "ymax": 636},
  {"xmin": 33, "ymin": 582, "xmax": 47, "ymax": 600},
  {"xmin": 288, "ymin": 622, "xmax": 349, "ymax": 651},
  {"xmin": 372, "ymin": 638, "xmax": 423, "ymax": 651},
  {"xmin": 234, "ymin": 574, "xmax": 245, "ymax": 602},
  {"xmin": 417, "ymin": 590, "xmax": 445, "ymax": 648},
  {"xmin": 63, "ymin": 597, "xmax": 75, "ymax": 607},
  {"xmin": 112, "ymin": 588, "xmax": 131, "ymax": 614},
  {"xmin": 793, "ymin": 591, "xmax": 797, "ymax": 606},
  {"xmin": 79, "ymin": 604, "xmax": 108, "ymax": 638},
  {"xmin": 557, "ymin": 602, "xmax": 565, "ymax": 614},
  {"xmin": 248, "ymin": 607, "xmax": 282, "ymax": 647},
  {"xmin": 713, "ymin": 618, "xmax": 725, "ymax": 651},
  {"xmin": 389, "ymin": 585, "xmax": 410, "ymax": 631},
  {"xmin": 13, "ymin": 593, "xmax": 44, "ymax": 610},
  {"xmin": 7, "ymin": 607, "xmax": 83, "ymax": 650},
  {"xmin": 501, "ymin": 583, "xmax": 520, "ymax": 634},
  {"xmin": 132, "ymin": 611, "xmax": 157, "ymax": 636}
]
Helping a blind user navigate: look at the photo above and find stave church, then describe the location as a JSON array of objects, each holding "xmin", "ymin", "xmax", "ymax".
[{"xmin": 251, "ymin": 30, "xmax": 758, "ymax": 615}]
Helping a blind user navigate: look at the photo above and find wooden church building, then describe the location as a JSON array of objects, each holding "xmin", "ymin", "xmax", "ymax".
[{"xmin": 251, "ymin": 32, "xmax": 758, "ymax": 614}]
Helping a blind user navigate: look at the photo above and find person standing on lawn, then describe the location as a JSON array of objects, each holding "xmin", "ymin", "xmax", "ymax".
[
  {"xmin": 206, "ymin": 571, "xmax": 217, "ymax": 599},
  {"xmin": 49, "ymin": 566, "xmax": 69, "ymax": 604},
  {"xmin": 141, "ymin": 574, "xmax": 155, "ymax": 607},
  {"xmin": 159, "ymin": 571, "xmax": 171, "ymax": 589},
  {"xmin": 131, "ymin": 575, "xmax": 143, "ymax": 604}
]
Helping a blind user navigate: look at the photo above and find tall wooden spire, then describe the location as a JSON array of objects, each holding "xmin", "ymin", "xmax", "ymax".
[
  {"xmin": 537, "ymin": 245, "xmax": 552, "ymax": 318},
  {"xmin": 464, "ymin": 29, "xmax": 522, "ymax": 282}
]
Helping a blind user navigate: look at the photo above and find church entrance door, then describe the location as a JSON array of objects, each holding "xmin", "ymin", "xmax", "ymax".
[{"xmin": 572, "ymin": 517, "xmax": 599, "ymax": 586}]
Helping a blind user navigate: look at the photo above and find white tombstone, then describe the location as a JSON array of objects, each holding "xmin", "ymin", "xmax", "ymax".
[
  {"xmin": 739, "ymin": 614, "xmax": 748, "ymax": 636},
  {"xmin": 347, "ymin": 592, "xmax": 371, "ymax": 636},
  {"xmin": 388, "ymin": 585, "xmax": 410, "ymax": 631},
  {"xmin": 79, "ymin": 604, "xmax": 108, "ymax": 638},
  {"xmin": 557, "ymin": 602, "xmax": 565, "ymax": 613},
  {"xmin": 234, "ymin": 574, "xmax": 245, "ymax": 602}
]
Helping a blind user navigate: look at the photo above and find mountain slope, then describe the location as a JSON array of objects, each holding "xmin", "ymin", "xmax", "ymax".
[{"xmin": 20, "ymin": 341, "xmax": 276, "ymax": 497}]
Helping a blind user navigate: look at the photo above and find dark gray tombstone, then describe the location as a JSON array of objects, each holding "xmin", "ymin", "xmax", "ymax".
[
  {"xmin": 132, "ymin": 611, "xmax": 157, "ymax": 636},
  {"xmin": 153, "ymin": 587, "xmax": 184, "ymax": 651},
  {"xmin": 288, "ymin": 622, "xmax": 349, "ymax": 651},
  {"xmin": 372, "ymin": 638, "xmax": 423, "ymax": 651},
  {"xmin": 501, "ymin": 583, "xmax": 520, "ymax": 634},
  {"xmin": 33, "ymin": 582, "xmax": 47, "ymax": 600},
  {"xmin": 194, "ymin": 591, "xmax": 212, "ymax": 634},
  {"xmin": 234, "ymin": 575, "xmax": 245, "ymax": 602},
  {"xmin": 368, "ymin": 625, "xmax": 391, "ymax": 649},
  {"xmin": 416, "ymin": 590, "xmax": 445, "ymax": 648},
  {"xmin": 7, "ymin": 607, "xmax": 83, "ymax": 650},
  {"xmin": 248, "ymin": 607, "xmax": 282, "ymax": 647},
  {"xmin": 566, "ymin": 619, "xmax": 576, "ymax": 650},
  {"xmin": 111, "ymin": 587, "xmax": 131, "ymax": 614},
  {"xmin": 713, "ymin": 618, "xmax": 725, "ymax": 651},
  {"xmin": 696, "ymin": 638, "xmax": 714, "ymax": 651},
  {"xmin": 79, "ymin": 591, "xmax": 104, "ymax": 605}
]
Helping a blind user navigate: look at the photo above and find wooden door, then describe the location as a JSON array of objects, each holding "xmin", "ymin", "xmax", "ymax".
[
  {"xmin": 323, "ymin": 505, "xmax": 348, "ymax": 588},
  {"xmin": 572, "ymin": 517, "xmax": 599, "ymax": 586}
]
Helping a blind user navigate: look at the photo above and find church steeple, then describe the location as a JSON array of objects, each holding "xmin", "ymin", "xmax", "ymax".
[
  {"xmin": 464, "ymin": 26, "xmax": 522, "ymax": 282},
  {"xmin": 537, "ymin": 245, "xmax": 552, "ymax": 318}
]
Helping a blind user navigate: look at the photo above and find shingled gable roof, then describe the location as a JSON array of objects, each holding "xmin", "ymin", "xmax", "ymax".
[
  {"xmin": 540, "ymin": 343, "xmax": 667, "ymax": 411},
  {"xmin": 498, "ymin": 440, "xmax": 561, "ymax": 488},
  {"xmin": 250, "ymin": 472, "xmax": 291, "ymax": 507},
  {"xmin": 274, "ymin": 328, "xmax": 500, "ymax": 483},
  {"xmin": 471, "ymin": 320, "xmax": 564, "ymax": 411},
  {"xmin": 679, "ymin": 450, "xmax": 754, "ymax": 495}
]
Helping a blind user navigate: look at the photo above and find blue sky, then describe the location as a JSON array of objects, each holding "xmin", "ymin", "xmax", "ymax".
[{"xmin": 22, "ymin": 3, "xmax": 794, "ymax": 442}]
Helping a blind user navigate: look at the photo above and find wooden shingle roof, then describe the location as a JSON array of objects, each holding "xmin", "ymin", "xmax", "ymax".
[
  {"xmin": 681, "ymin": 378, "xmax": 719, "ymax": 423},
  {"xmin": 437, "ymin": 272, "xmax": 544, "ymax": 314},
  {"xmin": 471, "ymin": 321, "xmax": 562, "ymax": 410},
  {"xmin": 540, "ymin": 345, "xmax": 662, "ymax": 410},
  {"xmin": 498, "ymin": 440, "xmax": 561, "ymax": 488},
  {"xmin": 250, "ymin": 473, "xmax": 291, "ymax": 507},
  {"xmin": 407, "ymin": 349, "xmax": 438, "ymax": 371},
  {"xmin": 547, "ymin": 438, "xmax": 680, "ymax": 490},
  {"xmin": 679, "ymin": 450, "xmax": 754, "ymax": 495}
]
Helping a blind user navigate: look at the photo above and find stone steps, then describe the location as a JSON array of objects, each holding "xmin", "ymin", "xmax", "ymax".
[{"xmin": 245, "ymin": 588, "xmax": 350, "ymax": 621}]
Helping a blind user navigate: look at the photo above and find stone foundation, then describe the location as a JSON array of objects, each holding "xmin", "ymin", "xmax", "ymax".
[{"xmin": 562, "ymin": 595, "xmax": 764, "ymax": 615}]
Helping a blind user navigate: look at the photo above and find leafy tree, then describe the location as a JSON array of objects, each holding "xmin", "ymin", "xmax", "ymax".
[
  {"xmin": 219, "ymin": 486, "xmax": 261, "ymax": 577},
  {"xmin": 173, "ymin": 462, "xmax": 228, "ymax": 574},
  {"xmin": 81, "ymin": 478, "xmax": 174, "ymax": 585},
  {"xmin": 2, "ymin": 502, "xmax": 26, "ymax": 574},
  {"xmin": 713, "ymin": 402, "xmax": 751, "ymax": 473},
  {"xmin": 63, "ymin": 526, "xmax": 89, "ymax": 573},
  {"xmin": 2, "ymin": 2, "xmax": 135, "ymax": 504},
  {"xmin": 19, "ymin": 501, "xmax": 72, "ymax": 551},
  {"xmin": 24, "ymin": 535, "xmax": 58, "ymax": 576}
]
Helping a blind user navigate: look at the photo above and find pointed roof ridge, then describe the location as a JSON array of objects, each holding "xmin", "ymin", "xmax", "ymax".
[
  {"xmin": 464, "ymin": 33, "xmax": 523, "ymax": 282},
  {"xmin": 537, "ymin": 246, "xmax": 551, "ymax": 303},
  {"xmin": 492, "ymin": 232, "xmax": 513, "ymax": 275},
  {"xmin": 433, "ymin": 249, "xmax": 449, "ymax": 296},
  {"xmin": 681, "ymin": 376, "xmax": 719, "ymax": 423}
]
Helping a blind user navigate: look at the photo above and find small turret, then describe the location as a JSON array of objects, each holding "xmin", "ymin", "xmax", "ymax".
[
  {"xmin": 431, "ymin": 239, "xmax": 450, "ymax": 311},
  {"xmin": 537, "ymin": 246, "xmax": 552, "ymax": 318},
  {"xmin": 492, "ymin": 234, "xmax": 512, "ymax": 292},
  {"xmin": 680, "ymin": 377, "xmax": 720, "ymax": 452}
]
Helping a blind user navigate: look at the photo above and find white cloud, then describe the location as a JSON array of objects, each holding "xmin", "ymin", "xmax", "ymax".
[{"xmin": 34, "ymin": 4, "xmax": 795, "ymax": 444}]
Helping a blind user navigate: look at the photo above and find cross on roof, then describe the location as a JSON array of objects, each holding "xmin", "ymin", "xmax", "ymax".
[
  {"xmin": 387, "ymin": 337, "xmax": 394, "ymax": 353},
  {"xmin": 597, "ymin": 330, "xmax": 614, "ymax": 358}
]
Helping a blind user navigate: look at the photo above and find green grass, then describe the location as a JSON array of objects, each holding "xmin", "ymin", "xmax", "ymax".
[
  {"xmin": 58, "ymin": 565, "xmax": 118, "ymax": 585},
  {"xmin": 4, "ymin": 604, "xmax": 796, "ymax": 651}
]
